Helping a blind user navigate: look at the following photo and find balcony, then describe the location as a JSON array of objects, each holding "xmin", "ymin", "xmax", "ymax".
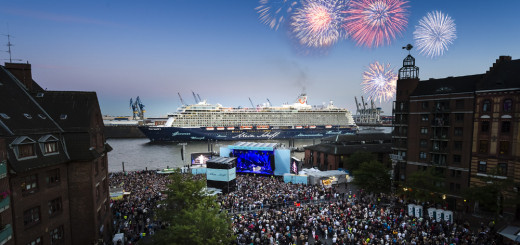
[
  {"xmin": 0, "ymin": 224, "xmax": 12, "ymax": 244},
  {"xmin": 0, "ymin": 162, "xmax": 5, "ymax": 179},
  {"xmin": 0, "ymin": 197, "xmax": 9, "ymax": 213},
  {"xmin": 431, "ymin": 118, "xmax": 450, "ymax": 127}
]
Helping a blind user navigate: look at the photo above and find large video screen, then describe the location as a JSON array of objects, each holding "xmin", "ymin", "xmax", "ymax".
[
  {"xmin": 191, "ymin": 152, "xmax": 212, "ymax": 165},
  {"xmin": 233, "ymin": 150, "xmax": 275, "ymax": 175}
]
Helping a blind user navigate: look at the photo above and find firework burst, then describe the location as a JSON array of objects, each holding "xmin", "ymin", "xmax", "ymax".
[
  {"xmin": 256, "ymin": 0, "xmax": 299, "ymax": 30},
  {"xmin": 414, "ymin": 11, "xmax": 456, "ymax": 58},
  {"xmin": 291, "ymin": 0, "xmax": 350, "ymax": 48},
  {"xmin": 361, "ymin": 62, "xmax": 397, "ymax": 103},
  {"xmin": 344, "ymin": 0, "xmax": 409, "ymax": 48}
]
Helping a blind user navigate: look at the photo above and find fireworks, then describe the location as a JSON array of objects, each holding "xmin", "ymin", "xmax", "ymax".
[
  {"xmin": 256, "ymin": 0, "xmax": 299, "ymax": 30},
  {"xmin": 291, "ymin": 0, "xmax": 350, "ymax": 48},
  {"xmin": 344, "ymin": 0, "xmax": 409, "ymax": 48},
  {"xmin": 414, "ymin": 11, "xmax": 456, "ymax": 58},
  {"xmin": 361, "ymin": 62, "xmax": 397, "ymax": 103}
]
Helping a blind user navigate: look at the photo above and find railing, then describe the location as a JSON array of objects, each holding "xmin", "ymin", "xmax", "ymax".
[
  {"xmin": 0, "ymin": 197, "xmax": 9, "ymax": 212},
  {"xmin": 0, "ymin": 224, "xmax": 12, "ymax": 244}
]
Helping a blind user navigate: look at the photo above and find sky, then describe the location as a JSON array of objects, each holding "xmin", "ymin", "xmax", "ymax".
[{"xmin": 1, "ymin": 0, "xmax": 519, "ymax": 117}]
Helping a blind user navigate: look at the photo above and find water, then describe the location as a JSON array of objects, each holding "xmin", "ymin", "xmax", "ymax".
[{"xmin": 107, "ymin": 138, "xmax": 318, "ymax": 172}]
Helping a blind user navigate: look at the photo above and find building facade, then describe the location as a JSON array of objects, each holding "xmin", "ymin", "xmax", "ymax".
[
  {"xmin": 393, "ymin": 54, "xmax": 520, "ymax": 215},
  {"xmin": 0, "ymin": 62, "xmax": 112, "ymax": 244},
  {"xmin": 304, "ymin": 133, "xmax": 392, "ymax": 171}
]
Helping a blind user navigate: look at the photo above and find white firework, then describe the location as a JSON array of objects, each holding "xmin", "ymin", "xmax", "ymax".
[{"xmin": 413, "ymin": 11, "xmax": 456, "ymax": 58}]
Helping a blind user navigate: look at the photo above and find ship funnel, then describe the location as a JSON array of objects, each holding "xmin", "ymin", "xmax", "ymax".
[{"xmin": 296, "ymin": 93, "xmax": 307, "ymax": 105}]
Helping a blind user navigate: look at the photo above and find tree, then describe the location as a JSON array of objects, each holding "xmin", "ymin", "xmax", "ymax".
[
  {"xmin": 464, "ymin": 168, "xmax": 520, "ymax": 216},
  {"xmin": 352, "ymin": 160, "xmax": 391, "ymax": 194},
  {"xmin": 153, "ymin": 171, "xmax": 235, "ymax": 245},
  {"xmin": 400, "ymin": 167, "xmax": 445, "ymax": 203},
  {"xmin": 345, "ymin": 151, "xmax": 377, "ymax": 172}
]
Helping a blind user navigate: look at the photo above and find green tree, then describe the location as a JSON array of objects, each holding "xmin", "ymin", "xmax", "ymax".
[
  {"xmin": 352, "ymin": 160, "xmax": 391, "ymax": 194},
  {"xmin": 400, "ymin": 167, "xmax": 445, "ymax": 203},
  {"xmin": 153, "ymin": 171, "xmax": 235, "ymax": 245},
  {"xmin": 464, "ymin": 168, "xmax": 520, "ymax": 215},
  {"xmin": 345, "ymin": 151, "xmax": 377, "ymax": 172}
]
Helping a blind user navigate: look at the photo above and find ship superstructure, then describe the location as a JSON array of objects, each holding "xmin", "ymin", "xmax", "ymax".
[{"xmin": 139, "ymin": 93, "xmax": 357, "ymax": 141}]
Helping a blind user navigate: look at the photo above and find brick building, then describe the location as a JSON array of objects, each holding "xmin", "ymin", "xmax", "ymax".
[
  {"xmin": 0, "ymin": 62, "xmax": 112, "ymax": 244},
  {"xmin": 392, "ymin": 54, "xmax": 520, "ymax": 214},
  {"xmin": 304, "ymin": 133, "xmax": 392, "ymax": 171}
]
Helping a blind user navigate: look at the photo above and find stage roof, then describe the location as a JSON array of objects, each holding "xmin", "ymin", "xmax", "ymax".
[{"xmin": 228, "ymin": 141, "xmax": 280, "ymax": 151}]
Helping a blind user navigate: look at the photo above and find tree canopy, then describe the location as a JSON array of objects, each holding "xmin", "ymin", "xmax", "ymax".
[
  {"xmin": 345, "ymin": 151, "xmax": 377, "ymax": 172},
  {"xmin": 153, "ymin": 171, "xmax": 235, "ymax": 245},
  {"xmin": 400, "ymin": 167, "xmax": 445, "ymax": 203},
  {"xmin": 352, "ymin": 160, "xmax": 391, "ymax": 194}
]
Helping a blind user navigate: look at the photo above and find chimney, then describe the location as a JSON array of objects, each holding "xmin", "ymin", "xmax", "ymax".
[{"xmin": 4, "ymin": 62, "xmax": 33, "ymax": 92}]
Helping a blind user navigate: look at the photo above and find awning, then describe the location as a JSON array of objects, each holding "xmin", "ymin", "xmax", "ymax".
[{"xmin": 498, "ymin": 225, "xmax": 520, "ymax": 242}]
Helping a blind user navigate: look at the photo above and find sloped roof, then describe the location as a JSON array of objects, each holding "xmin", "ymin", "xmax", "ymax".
[
  {"xmin": 0, "ymin": 66, "xmax": 63, "ymax": 136},
  {"xmin": 411, "ymin": 74, "xmax": 483, "ymax": 97},
  {"xmin": 35, "ymin": 91, "xmax": 103, "ymax": 132}
]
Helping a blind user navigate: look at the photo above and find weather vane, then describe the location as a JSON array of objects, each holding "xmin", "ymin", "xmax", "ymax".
[{"xmin": 402, "ymin": 44, "xmax": 413, "ymax": 54}]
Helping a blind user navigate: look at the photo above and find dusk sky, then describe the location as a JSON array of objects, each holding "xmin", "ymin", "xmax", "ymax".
[{"xmin": 1, "ymin": 0, "xmax": 519, "ymax": 117}]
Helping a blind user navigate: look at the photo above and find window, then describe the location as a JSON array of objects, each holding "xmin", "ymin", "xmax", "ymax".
[
  {"xmin": 499, "ymin": 141, "xmax": 510, "ymax": 155},
  {"xmin": 479, "ymin": 140, "xmax": 489, "ymax": 154},
  {"xmin": 421, "ymin": 114, "xmax": 429, "ymax": 121},
  {"xmin": 420, "ymin": 139, "xmax": 428, "ymax": 148},
  {"xmin": 482, "ymin": 100, "xmax": 491, "ymax": 112},
  {"xmin": 478, "ymin": 161, "xmax": 487, "ymax": 173},
  {"xmin": 420, "ymin": 127, "xmax": 428, "ymax": 134},
  {"xmin": 503, "ymin": 99, "xmax": 512, "ymax": 112},
  {"xmin": 24, "ymin": 207, "xmax": 41, "ymax": 226},
  {"xmin": 19, "ymin": 144, "xmax": 35, "ymax": 158},
  {"xmin": 481, "ymin": 121, "xmax": 490, "ymax": 132},
  {"xmin": 48, "ymin": 197, "xmax": 63, "ymax": 216},
  {"xmin": 49, "ymin": 225, "xmax": 64, "ymax": 245},
  {"xmin": 455, "ymin": 113, "xmax": 464, "ymax": 121},
  {"xmin": 420, "ymin": 152, "xmax": 427, "ymax": 159},
  {"xmin": 22, "ymin": 174, "xmax": 38, "ymax": 194},
  {"xmin": 501, "ymin": 121, "xmax": 511, "ymax": 133},
  {"xmin": 27, "ymin": 237, "xmax": 43, "ymax": 245},
  {"xmin": 454, "ymin": 127, "xmax": 463, "ymax": 136},
  {"xmin": 454, "ymin": 141, "xmax": 462, "ymax": 150},
  {"xmin": 46, "ymin": 169, "xmax": 60, "ymax": 185},
  {"xmin": 498, "ymin": 163, "xmax": 507, "ymax": 176},
  {"xmin": 455, "ymin": 99, "xmax": 464, "ymax": 109},
  {"xmin": 453, "ymin": 155, "xmax": 461, "ymax": 164},
  {"xmin": 44, "ymin": 142, "xmax": 58, "ymax": 154},
  {"xmin": 422, "ymin": 101, "xmax": 429, "ymax": 109}
]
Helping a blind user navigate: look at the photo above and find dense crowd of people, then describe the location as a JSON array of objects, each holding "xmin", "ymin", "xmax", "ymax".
[{"xmin": 109, "ymin": 170, "xmax": 503, "ymax": 244}]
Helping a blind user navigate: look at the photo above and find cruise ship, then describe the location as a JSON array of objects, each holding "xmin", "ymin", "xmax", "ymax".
[{"xmin": 138, "ymin": 94, "xmax": 357, "ymax": 142}]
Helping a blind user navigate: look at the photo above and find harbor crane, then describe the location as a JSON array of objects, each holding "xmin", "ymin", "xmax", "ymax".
[
  {"xmin": 177, "ymin": 92, "xmax": 186, "ymax": 105},
  {"xmin": 267, "ymin": 98, "xmax": 272, "ymax": 107},
  {"xmin": 249, "ymin": 97, "xmax": 255, "ymax": 108},
  {"xmin": 192, "ymin": 91, "xmax": 199, "ymax": 104},
  {"xmin": 130, "ymin": 96, "xmax": 146, "ymax": 120},
  {"xmin": 197, "ymin": 94, "xmax": 202, "ymax": 102}
]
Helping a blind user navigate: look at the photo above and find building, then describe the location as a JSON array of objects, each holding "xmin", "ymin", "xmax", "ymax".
[
  {"xmin": 393, "ymin": 54, "xmax": 519, "ymax": 214},
  {"xmin": 0, "ymin": 62, "xmax": 112, "ymax": 244},
  {"xmin": 304, "ymin": 133, "xmax": 392, "ymax": 171}
]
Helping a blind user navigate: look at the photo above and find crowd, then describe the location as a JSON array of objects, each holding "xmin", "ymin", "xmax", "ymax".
[
  {"xmin": 109, "ymin": 171, "xmax": 503, "ymax": 245},
  {"xmin": 109, "ymin": 170, "xmax": 172, "ymax": 244}
]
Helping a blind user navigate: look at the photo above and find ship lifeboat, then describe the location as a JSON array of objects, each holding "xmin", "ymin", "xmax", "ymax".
[
  {"xmin": 206, "ymin": 127, "xmax": 214, "ymax": 131},
  {"xmin": 325, "ymin": 125, "xmax": 332, "ymax": 129},
  {"xmin": 216, "ymin": 127, "xmax": 225, "ymax": 130},
  {"xmin": 227, "ymin": 127, "xmax": 235, "ymax": 130},
  {"xmin": 240, "ymin": 126, "xmax": 253, "ymax": 130},
  {"xmin": 309, "ymin": 125, "xmax": 316, "ymax": 129},
  {"xmin": 295, "ymin": 126, "xmax": 303, "ymax": 129},
  {"xmin": 256, "ymin": 125, "xmax": 269, "ymax": 129}
]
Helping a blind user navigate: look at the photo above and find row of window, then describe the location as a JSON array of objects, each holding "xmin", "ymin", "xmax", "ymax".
[
  {"xmin": 478, "ymin": 161, "xmax": 508, "ymax": 175},
  {"xmin": 14, "ymin": 135, "xmax": 60, "ymax": 160},
  {"xmin": 481, "ymin": 121, "xmax": 511, "ymax": 133},
  {"xmin": 26, "ymin": 225, "xmax": 64, "ymax": 245},
  {"xmin": 23, "ymin": 197, "xmax": 63, "ymax": 227},
  {"xmin": 482, "ymin": 99, "xmax": 513, "ymax": 113},
  {"xmin": 478, "ymin": 140, "xmax": 511, "ymax": 155},
  {"xmin": 419, "ymin": 152, "xmax": 461, "ymax": 164},
  {"xmin": 22, "ymin": 169, "xmax": 60, "ymax": 195}
]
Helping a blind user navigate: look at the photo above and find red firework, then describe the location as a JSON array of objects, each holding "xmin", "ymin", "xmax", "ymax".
[{"xmin": 344, "ymin": 0, "xmax": 409, "ymax": 48}]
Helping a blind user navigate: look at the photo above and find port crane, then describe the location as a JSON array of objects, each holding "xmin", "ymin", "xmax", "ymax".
[
  {"xmin": 249, "ymin": 97, "xmax": 255, "ymax": 108},
  {"xmin": 354, "ymin": 96, "xmax": 383, "ymax": 126},
  {"xmin": 130, "ymin": 96, "xmax": 146, "ymax": 120},
  {"xmin": 192, "ymin": 91, "xmax": 199, "ymax": 103},
  {"xmin": 178, "ymin": 92, "xmax": 186, "ymax": 105}
]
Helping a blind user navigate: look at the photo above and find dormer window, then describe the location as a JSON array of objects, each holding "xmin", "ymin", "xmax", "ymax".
[
  {"xmin": 60, "ymin": 114, "xmax": 67, "ymax": 120},
  {"xmin": 24, "ymin": 113, "xmax": 33, "ymax": 119},
  {"xmin": 0, "ymin": 113, "xmax": 9, "ymax": 119},
  {"xmin": 38, "ymin": 135, "xmax": 59, "ymax": 155},
  {"xmin": 36, "ymin": 92, "xmax": 44, "ymax": 97},
  {"xmin": 38, "ymin": 114, "xmax": 47, "ymax": 119},
  {"xmin": 12, "ymin": 136, "xmax": 37, "ymax": 160}
]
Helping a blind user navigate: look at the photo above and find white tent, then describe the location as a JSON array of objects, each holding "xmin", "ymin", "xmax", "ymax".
[{"xmin": 300, "ymin": 168, "xmax": 349, "ymax": 186}]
